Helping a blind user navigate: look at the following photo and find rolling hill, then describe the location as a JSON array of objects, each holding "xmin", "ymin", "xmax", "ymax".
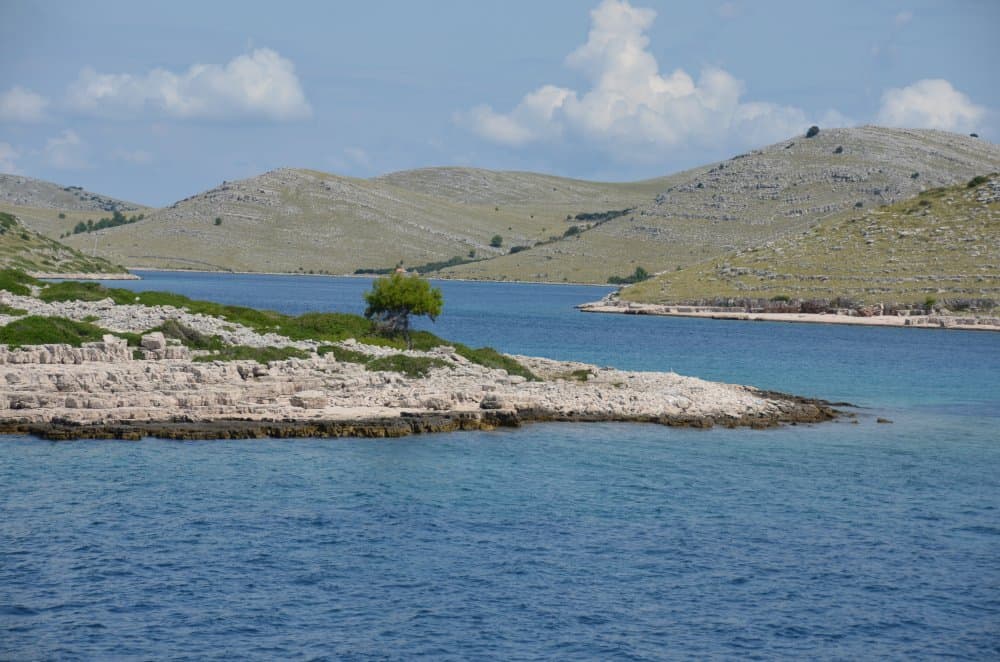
[
  {"xmin": 0, "ymin": 211, "xmax": 128, "ymax": 276},
  {"xmin": 53, "ymin": 168, "xmax": 669, "ymax": 274},
  {"xmin": 437, "ymin": 127, "xmax": 1000, "ymax": 283},
  {"xmin": 1, "ymin": 126, "xmax": 997, "ymax": 282},
  {"xmin": 620, "ymin": 174, "xmax": 1000, "ymax": 309}
]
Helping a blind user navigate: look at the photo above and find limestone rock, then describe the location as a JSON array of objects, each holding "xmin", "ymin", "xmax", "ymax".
[{"xmin": 290, "ymin": 390, "xmax": 327, "ymax": 409}]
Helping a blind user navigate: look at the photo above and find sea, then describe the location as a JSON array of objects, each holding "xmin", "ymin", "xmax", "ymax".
[{"xmin": 2, "ymin": 271, "xmax": 998, "ymax": 660}]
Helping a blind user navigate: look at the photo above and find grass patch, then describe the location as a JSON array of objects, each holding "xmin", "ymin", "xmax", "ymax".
[
  {"xmin": 34, "ymin": 280, "xmax": 539, "ymax": 378},
  {"xmin": 152, "ymin": 319, "xmax": 224, "ymax": 351},
  {"xmin": 0, "ymin": 315, "xmax": 111, "ymax": 348},
  {"xmin": 0, "ymin": 268, "xmax": 39, "ymax": 296},
  {"xmin": 452, "ymin": 344, "xmax": 538, "ymax": 381},
  {"xmin": 316, "ymin": 344, "xmax": 370, "ymax": 364},
  {"xmin": 365, "ymin": 354, "xmax": 449, "ymax": 378},
  {"xmin": 193, "ymin": 345, "xmax": 309, "ymax": 364},
  {"xmin": 0, "ymin": 303, "xmax": 27, "ymax": 316}
]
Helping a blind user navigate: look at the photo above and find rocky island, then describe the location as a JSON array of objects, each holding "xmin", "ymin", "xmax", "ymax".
[{"xmin": 0, "ymin": 272, "xmax": 836, "ymax": 441}]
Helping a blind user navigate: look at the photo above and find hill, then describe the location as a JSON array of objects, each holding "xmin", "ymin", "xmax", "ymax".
[
  {"xmin": 3, "ymin": 127, "xmax": 997, "ymax": 281},
  {"xmin": 0, "ymin": 174, "xmax": 149, "ymax": 239},
  {"xmin": 52, "ymin": 168, "xmax": 668, "ymax": 274},
  {"xmin": 437, "ymin": 127, "xmax": 1000, "ymax": 283},
  {"xmin": 0, "ymin": 211, "xmax": 128, "ymax": 276},
  {"xmin": 620, "ymin": 174, "xmax": 999, "ymax": 309}
]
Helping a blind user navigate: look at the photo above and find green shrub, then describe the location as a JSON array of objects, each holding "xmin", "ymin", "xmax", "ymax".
[
  {"xmin": 0, "ymin": 303, "xmax": 28, "ymax": 315},
  {"xmin": 770, "ymin": 294, "xmax": 791, "ymax": 302},
  {"xmin": 0, "ymin": 316, "xmax": 110, "ymax": 347},
  {"xmin": 153, "ymin": 319, "xmax": 224, "ymax": 350},
  {"xmin": 366, "ymin": 354, "xmax": 449, "ymax": 378},
  {"xmin": 452, "ymin": 344, "xmax": 538, "ymax": 381},
  {"xmin": 967, "ymin": 175, "xmax": 989, "ymax": 188},
  {"xmin": 0, "ymin": 268, "xmax": 39, "ymax": 296},
  {"xmin": 317, "ymin": 344, "xmax": 371, "ymax": 364},
  {"xmin": 608, "ymin": 266, "xmax": 651, "ymax": 285},
  {"xmin": 194, "ymin": 345, "xmax": 309, "ymax": 364},
  {"xmin": 490, "ymin": 234, "xmax": 503, "ymax": 248}
]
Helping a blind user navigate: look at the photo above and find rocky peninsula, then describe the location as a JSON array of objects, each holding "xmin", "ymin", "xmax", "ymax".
[
  {"xmin": 578, "ymin": 296, "xmax": 1000, "ymax": 332},
  {"xmin": 0, "ymin": 282, "xmax": 837, "ymax": 441}
]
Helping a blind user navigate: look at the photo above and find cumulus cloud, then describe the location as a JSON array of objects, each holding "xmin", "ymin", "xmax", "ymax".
[
  {"xmin": 877, "ymin": 79, "xmax": 986, "ymax": 132},
  {"xmin": 67, "ymin": 48, "xmax": 311, "ymax": 121},
  {"xmin": 44, "ymin": 130, "xmax": 89, "ymax": 169},
  {"xmin": 458, "ymin": 0, "xmax": 830, "ymax": 160},
  {"xmin": 0, "ymin": 143, "xmax": 20, "ymax": 173},
  {"xmin": 0, "ymin": 86, "xmax": 49, "ymax": 122}
]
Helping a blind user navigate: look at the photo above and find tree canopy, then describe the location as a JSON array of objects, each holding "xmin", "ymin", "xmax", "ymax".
[{"xmin": 363, "ymin": 272, "xmax": 443, "ymax": 347}]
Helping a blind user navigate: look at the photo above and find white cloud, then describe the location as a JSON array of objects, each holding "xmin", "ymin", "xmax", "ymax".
[
  {"xmin": 44, "ymin": 130, "xmax": 89, "ymax": 169},
  {"xmin": 877, "ymin": 79, "xmax": 986, "ymax": 132},
  {"xmin": 0, "ymin": 86, "xmax": 49, "ymax": 122},
  {"xmin": 112, "ymin": 148, "xmax": 153, "ymax": 165},
  {"xmin": 67, "ymin": 48, "xmax": 311, "ymax": 121},
  {"xmin": 894, "ymin": 10, "xmax": 913, "ymax": 26},
  {"xmin": 0, "ymin": 143, "xmax": 20, "ymax": 173},
  {"xmin": 458, "ymin": 0, "xmax": 831, "ymax": 160}
]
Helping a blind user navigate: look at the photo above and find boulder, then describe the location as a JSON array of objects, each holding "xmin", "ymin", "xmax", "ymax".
[
  {"xmin": 141, "ymin": 332, "xmax": 167, "ymax": 351},
  {"xmin": 290, "ymin": 390, "xmax": 327, "ymax": 409}
]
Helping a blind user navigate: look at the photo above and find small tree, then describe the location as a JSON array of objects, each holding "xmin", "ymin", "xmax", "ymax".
[
  {"xmin": 364, "ymin": 272, "xmax": 443, "ymax": 348},
  {"xmin": 490, "ymin": 234, "xmax": 503, "ymax": 248}
]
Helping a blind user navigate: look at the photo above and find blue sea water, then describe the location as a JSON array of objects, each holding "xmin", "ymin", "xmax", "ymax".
[{"xmin": 2, "ymin": 272, "xmax": 999, "ymax": 659}]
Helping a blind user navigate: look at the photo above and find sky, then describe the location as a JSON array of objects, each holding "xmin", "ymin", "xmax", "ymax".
[{"xmin": 0, "ymin": 0, "xmax": 997, "ymax": 206}]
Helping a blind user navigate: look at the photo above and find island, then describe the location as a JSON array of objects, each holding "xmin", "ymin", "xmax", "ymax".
[{"xmin": 0, "ymin": 272, "xmax": 837, "ymax": 441}]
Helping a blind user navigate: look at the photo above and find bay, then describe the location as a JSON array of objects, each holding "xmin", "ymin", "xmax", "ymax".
[{"xmin": 1, "ymin": 271, "xmax": 998, "ymax": 659}]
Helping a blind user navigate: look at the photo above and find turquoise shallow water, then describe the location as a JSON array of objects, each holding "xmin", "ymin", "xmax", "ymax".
[{"xmin": 2, "ymin": 272, "xmax": 998, "ymax": 659}]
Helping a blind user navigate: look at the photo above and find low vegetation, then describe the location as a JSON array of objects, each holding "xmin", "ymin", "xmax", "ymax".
[
  {"xmin": 622, "ymin": 174, "xmax": 1000, "ymax": 310},
  {"xmin": 7, "ymin": 277, "xmax": 539, "ymax": 379},
  {"xmin": 0, "ymin": 214, "xmax": 127, "ymax": 275},
  {"xmin": 0, "ymin": 316, "xmax": 127, "ymax": 348},
  {"xmin": 67, "ymin": 210, "xmax": 145, "ymax": 237},
  {"xmin": 608, "ymin": 266, "xmax": 651, "ymax": 285},
  {"xmin": 193, "ymin": 345, "xmax": 309, "ymax": 364}
]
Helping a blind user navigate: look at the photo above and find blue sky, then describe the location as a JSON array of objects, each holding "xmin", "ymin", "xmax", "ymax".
[{"xmin": 1, "ymin": 0, "xmax": 996, "ymax": 206}]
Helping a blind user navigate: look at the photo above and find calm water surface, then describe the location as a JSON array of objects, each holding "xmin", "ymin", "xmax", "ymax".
[{"xmin": 2, "ymin": 271, "xmax": 998, "ymax": 659}]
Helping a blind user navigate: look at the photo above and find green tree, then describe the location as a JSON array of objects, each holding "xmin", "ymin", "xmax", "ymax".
[
  {"xmin": 490, "ymin": 234, "xmax": 503, "ymax": 248},
  {"xmin": 364, "ymin": 272, "xmax": 443, "ymax": 348}
]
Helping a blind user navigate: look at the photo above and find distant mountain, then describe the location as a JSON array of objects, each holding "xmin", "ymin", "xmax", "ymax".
[
  {"xmin": 0, "ymin": 211, "xmax": 128, "ymax": 276},
  {"xmin": 620, "ymin": 173, "xmax": 999, "ymax": 308},
  {"xmin": 438, "ymin": 127, "xmax": 1000, "ymax": 283}
]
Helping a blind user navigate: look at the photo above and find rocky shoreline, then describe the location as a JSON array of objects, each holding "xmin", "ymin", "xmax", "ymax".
[
  {"xmin": 578, "ymin": 300, "xmax": 1000, "ymax": 332},
  {"xmin": 0, "ymin": 334, "xmax": 838, "ymax": 442}
]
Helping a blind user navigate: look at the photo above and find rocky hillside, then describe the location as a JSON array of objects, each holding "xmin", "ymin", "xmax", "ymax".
[
  {"xmin": 56, "ymin": 168, "xmax": 668, "ymax": 274},
  {"xmin": 0, "ymin": 174, "xmax": 149, "ymax": 239},
  {"xmin": 4, "ymin": 127, "xmax": 997, "ymax": 281},
  {"xmin": 438, "ymin": 127, "xmax": 1000, "ymax": 283},
  {"xmin": 621, "ymin": 174, "xmax": 1000, "ymax": 308},
  {"xmin": 0, "ymin": 211, "xmax": 128, "ymax": 276},
  {"xmin": 0, "ymin": 174, "xmax": 143, "ymax": 213}
]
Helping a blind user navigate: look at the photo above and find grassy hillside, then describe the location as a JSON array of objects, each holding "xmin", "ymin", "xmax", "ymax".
[
  {"xmin": 438, "ymin": 127, "xmax": 1000, "ymax": 283},
  {"xmin": 621, "ymin": 174, "xmax": 1000, "ymax": 309},
  {"xmin": 4, "ymin": 127, "xmax": 997, "ymax": 282},
  {"xmin": 0, "ymin": 211, "xmax": 128, "ymax": 275},
  {"xmin": 57, "ymin": 168, "xmax": 667, "ymax": 274}
]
